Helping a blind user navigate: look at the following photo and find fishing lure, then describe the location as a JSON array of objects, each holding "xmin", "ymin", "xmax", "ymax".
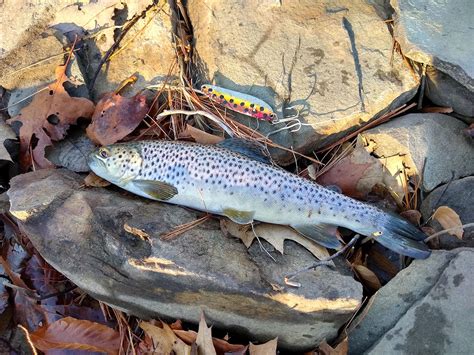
[{"xmin": 201, "ymin": 84, "xmax": 278, "ymax": 122}]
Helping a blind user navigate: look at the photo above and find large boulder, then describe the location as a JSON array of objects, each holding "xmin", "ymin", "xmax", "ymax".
[
  {"xmin": 421, "ymin": 177, "xmax": 474, "ymax": 249},
  {"xmin": 348, "ymin": 249, "xmax": 474, "ymax": 354},
  {"xmin": 7, "ymin": 169, "xmax": 363, "ymax": 351},
  {"xmin": 391, "ymin": 0, "xmax": 474, "ymax": 117},
  {"xmin": 360, "ymin": 113, "xmax": 474, "ymax": 191},
  {"xmin": 188, "ymin": 0, "xmax": 419, "ymax": 162}
]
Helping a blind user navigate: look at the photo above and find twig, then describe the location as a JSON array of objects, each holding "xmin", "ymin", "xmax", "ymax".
[
  {"xmin": 285, "ymin": 234, "xmax": 360, "ymax": 282},
  {"xmin": 89, "ymin": 2, "xmax": 159, "ymax": 89},
  {"xmin": 161, "ymin": 214, "xmax": 211, "ymax": 240},
  {"xmin": 317, "ymin": 103, "xmax": 416, "ymax": 153},
  {"xmin": 424, "ymin": 223, "xmax": 474, "ymax": 243}
]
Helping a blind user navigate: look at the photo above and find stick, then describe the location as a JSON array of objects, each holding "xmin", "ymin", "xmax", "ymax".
[
  {"xmin": 424, "ymin": 223, "xmax": 474, "ymax": 243},
  {"xmin": 285, "ymin": 235, "xmax": 360, "ymax": 282}
]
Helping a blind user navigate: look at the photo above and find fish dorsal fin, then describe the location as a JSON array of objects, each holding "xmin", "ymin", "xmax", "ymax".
[
  {"xmin": 223, "ymin": 208, "xmax": 255, "ymax": 224},
  {"xmin": 291, "ymin": 223, "xmax": 342, "ymax": 249},
  {"xmin": 217, "ymin": 138, "xmax": 271, "ymax": 164},
  {"xmin": 133, "ymin": 180, "xmax": 178, "ymax": 201}
]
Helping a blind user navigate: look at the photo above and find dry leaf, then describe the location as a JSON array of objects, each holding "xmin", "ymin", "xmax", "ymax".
[
  {"xmin": 29, "ymin": 317, "xmax": 120, "ymax": 354},
  {"xmin": 196, "ymin": 312, "xmax": 216, "ymax": 355},
  {"xmin": 84, "ymin": 172, "xmax": 111, "ymax": 187},
  {"xmin": 178, "ymin": 124, "xmax": 224, "ymax": 144},
  {"xmin": 400, "ymin": 210, "xmax": 421, "ymax": 226},
  {"xmin": 220, "ymin": 220, "xmax": 330, "ymax": 261},
  {"xmin": 317, "ymin": 338, "xmax": 348, "ymax": 355},
  {"xmin": 432, "ymin": 206, "xmax": 464, "ymax": 239},
  {"xmin": 173, "ymin": 329, "xmax": 247, "ymax": 354},
  {"xmin": 140, "ymin": 320, "xmax": 191, "ymax": 355},
  {"xmin": 0, "ymin": 119, "xmax": 16, "ymax": 161},
  {"xmin": 86, "ymin": 92, "xmax": 149, "ymax": 145},
  {"xmin": 352, "ymin": 264, "xmax": 381, "ymax": 291},
  {"xmin": 317, "ymin": 141, "xmax": 405, "ymax": 204},
  {"xmin": 7, "ymin": 65, "xmax": 95, "ymax": 169},
  {"xmin": 421, "ymin": 106, "xmax": 453, "ymax": 113},
  {"xmin": 249, "ymin": 338, "xmax": 278, "ymax": 355},
  {"xmin": 124, "ymin": 223, "xmax": 151, "ymax": 242}
]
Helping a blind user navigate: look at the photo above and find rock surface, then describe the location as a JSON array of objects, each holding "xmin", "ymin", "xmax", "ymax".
[
  {"xmin": 392, "ymin": 0, "xmax": 474, "ymax": 91},
  {"xmin": 426, "ymin": 66, "xmax": 474, "ymax": 119},
  {"xmin": 348, "ymin": 249, "xmax": 474, "ymax": 354},
  {"xmin": 421, "ymin": 177, "xmax": 474, "ymax": 249},
  {"xmin": 361, "ymin": 113, "xmax": 474, "ymax": 191},
  {"xmin": 392, "ymin": 0, "xmax": 474, "ymax": 117},
  {"xmin": 188, "ymin": 0, "xmax": 419, "ymax": 162},
  {"xmin": 7, "ymin": 169, "xmax": 363, "ymax": 351},
  {"xmin": 0, "ymin": 0, "xmax": 177, "ymax": 104}
]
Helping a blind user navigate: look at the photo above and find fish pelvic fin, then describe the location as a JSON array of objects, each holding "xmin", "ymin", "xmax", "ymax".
[
  {"xmin": 291, "ymin": 223, "xmax": 342, "ymax": 249},
  {"xmin": 223, "ymin": 208, "xmax": 255, "ymax": 224},
  {"xmin": 371, "ymin": 214, "xmax": 431, "ymax": 259},
  {"xmin": 133, "ymin": 180, "xmax": 178, "ymax": 201}
]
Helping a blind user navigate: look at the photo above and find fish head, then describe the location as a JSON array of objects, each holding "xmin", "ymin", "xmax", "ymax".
[{"xmin": 88, "ymin": 144, "xmax": 143, "ymax": 185}]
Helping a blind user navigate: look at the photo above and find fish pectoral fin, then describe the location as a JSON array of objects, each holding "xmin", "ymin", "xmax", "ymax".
[
  {"xmin": 291, "ymin": 223, "xmax": 342, "ymax": 249},
  {"xmin": 223, "ymin": 208, "xmax": 255, "ymax": 224},
  {"xmin": 133, "ymin": 180, "xmax": 178, "ymax": 201},
  {"xmin": 217, "ymin": 138, "xmax": 271, "ymax": 164}
]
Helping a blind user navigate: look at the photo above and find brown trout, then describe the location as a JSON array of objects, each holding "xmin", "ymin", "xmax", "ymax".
[{"xmin": 88, "ymin": 139, "xmax": 430, "ymax": 259}]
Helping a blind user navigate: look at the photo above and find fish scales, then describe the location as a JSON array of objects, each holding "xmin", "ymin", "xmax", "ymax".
[{"xmin": 88, "ymin": 140, "xmax": 431, "ymax": 259}]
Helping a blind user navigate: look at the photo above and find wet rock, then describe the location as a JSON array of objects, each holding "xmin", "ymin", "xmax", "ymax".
[
  {"xmin": 392, "ymin": 0, "xmax": 474, "ymax": 116},
  {"xmin": 426, "ymin": 66, "xmax": 474, "ymax": 119},
  {"xmin": 361, "ymin": 113, "xmax": 474, "ymax": 191},
  {"xmin": 348, "ymin": 249, "xmax": 474, "ymax": 354},
  {"xmin": 420, "ymin": 177, "xmax": 474, "ymax": 249},
  {"xmin": 7, "ymin": 169, "xmax": 362, "ymax": 351},
  {"xmin": 188, "ymin": 0, "xmax": 419, "ymax": 163}
]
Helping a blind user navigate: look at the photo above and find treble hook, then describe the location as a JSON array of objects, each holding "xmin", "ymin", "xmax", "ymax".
[{"xmin": 266, "ymin": 105, "xmax": 309, "ymax": 137}]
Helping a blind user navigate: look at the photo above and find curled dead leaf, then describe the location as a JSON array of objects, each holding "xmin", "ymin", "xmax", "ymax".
[
  {"xmin": 140, "ymin": 320, "xmax": 190, "ymax": 355},
  {"xmin": 84, "ymin": 172, "xmax": 111, "ymax": 187},
  {"xmin": 7, "ymin": 65, "xmax": 95, "ymax": 169},
  {"xmin": 317, "ymin": 337, "xmax": 348, "ymax": 355},
  {"xmin": 249, "ymin": 338, "xmax": 278, "ymax": 355},
  {"xmin": 432, "ymin": 206, "xmax": 464, "ymax": 239},
  {"xmin": 220, "ymin": 220, "xmax": 330, "ymax": 261},
  {"xmin": 196, "ymin": 312, "xmax": 216, "ymax": 355},
  {"xmin": 29, "ymin": 317, "xmax": 120, "ymax": 354},
  {"xmin": 400, "ymin": 210, "xmax": 421, "ymax": 226},
  {"xmin": 86, "ymin": 92, "xmax": 149, "ymax": 146},
  {"xmin": 352, "ymin": 264, "xmax": 381, "ymax": 291}
]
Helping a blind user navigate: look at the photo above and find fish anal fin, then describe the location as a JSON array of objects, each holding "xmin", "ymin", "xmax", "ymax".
[
  {"xmin": 133, "ymin": 180, "xmax": 178, "ymax": 201},
  {"xmin": 291, "ymin": 223, "xmax": 342, "ymax": 249},
  {"xmin": 223, "ymin": 208, "xmax": 255, "ymax": 224},
  {"xmin": 217, "ymin": 138, "xmax": 271, "ymax": 164}
]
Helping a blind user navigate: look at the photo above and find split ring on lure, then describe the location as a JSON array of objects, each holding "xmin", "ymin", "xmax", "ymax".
[{"xmin": 201, "ymin": 84, "xmax": 278, "ymax": 122}]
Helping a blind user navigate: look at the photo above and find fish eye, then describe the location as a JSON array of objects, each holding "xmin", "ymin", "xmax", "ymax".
[{"xmin": 99, "ymin": 148, "xmax": 110, "ymax": 159}]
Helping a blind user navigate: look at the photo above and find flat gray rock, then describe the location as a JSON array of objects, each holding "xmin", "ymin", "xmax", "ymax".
[
  {"xmin": 426, "ymin": 66, "xmax": 474, "ymax": 119},
  {"xmin": 392, "ymin": 0, "xmax": 474, "ymax": 91},
  {"xmin": 7, "ymin": 169, "xmax": 362, "ymax": 351},
  {"xmin": 188, "ymin": 0, "xmax": 419, "ymax": 163},
  {"xmin": 348, "ymin": 249, "xmax": 474, "ymax": 354},
  {"xmin": 421, "ymin": 177, "xmax": 474, "ymax": 249},
  {"xmin": 361, "ymin": 113, "xmax": 474, "ymax": 191}
]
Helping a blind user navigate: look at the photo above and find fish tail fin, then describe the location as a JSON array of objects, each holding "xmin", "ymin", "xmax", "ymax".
[{"xmin": 372, "ymin": 213, "xmax": 431, "ymax": 259}]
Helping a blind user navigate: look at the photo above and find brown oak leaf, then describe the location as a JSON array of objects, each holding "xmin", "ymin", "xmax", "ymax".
[
  {"xmin": 7, "ymin": 65, "xmax": 95, "ymax": 169},
  {"xmin": 86, "ymin": 92, "xmax": 149, "ymax": 145}
]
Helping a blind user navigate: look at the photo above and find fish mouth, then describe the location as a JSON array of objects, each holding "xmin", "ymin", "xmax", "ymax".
[{"xmin": 87, "ymin": 151, "xmax": 105, "ymax": 174}]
